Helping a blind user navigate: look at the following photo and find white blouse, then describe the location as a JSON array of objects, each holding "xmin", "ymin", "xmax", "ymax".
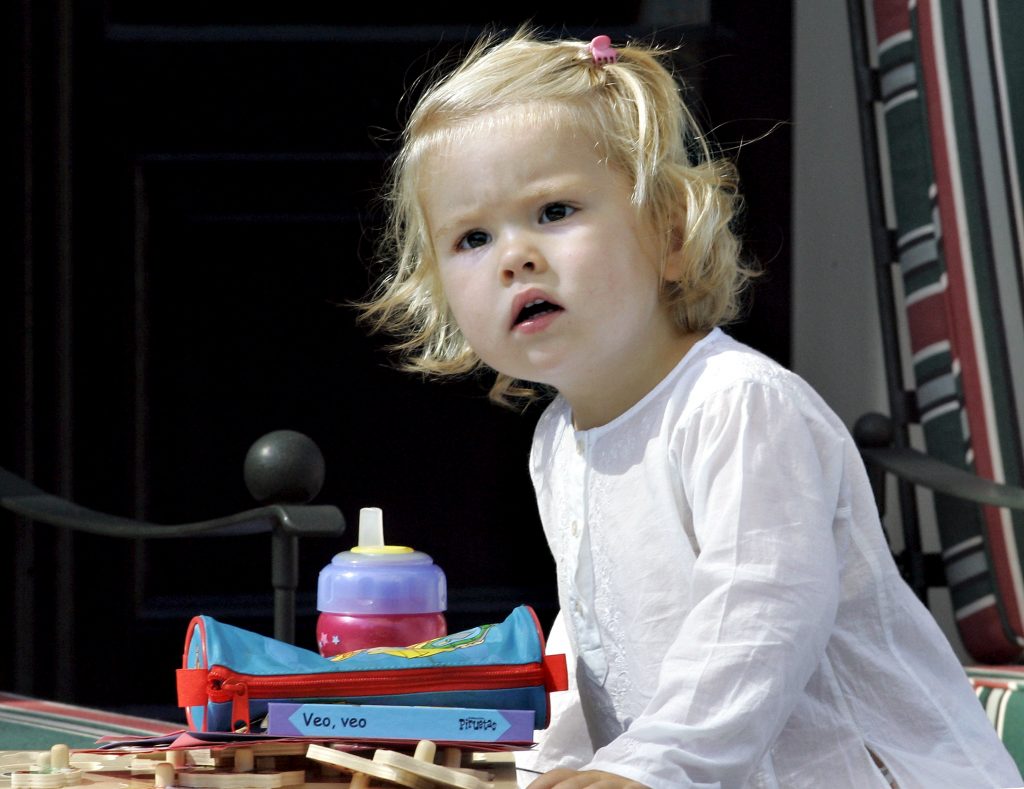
[{"xmin": 519, "ymin": 329, "xmax": 1022, "ymax": 789}]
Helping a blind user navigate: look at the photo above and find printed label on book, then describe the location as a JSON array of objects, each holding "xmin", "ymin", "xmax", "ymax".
[{"xmin": 266, "ymin": 702, "xmax": 534, "ymax": 743}]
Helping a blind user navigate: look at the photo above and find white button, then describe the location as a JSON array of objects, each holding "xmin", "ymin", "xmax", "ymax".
[
  {"xmin": 575, "ymin": 438, "xmax": 584, "ymax": 455},
  {"xmin": 571, "ymin": 520, "xmax": 579, "ymax": 537}
]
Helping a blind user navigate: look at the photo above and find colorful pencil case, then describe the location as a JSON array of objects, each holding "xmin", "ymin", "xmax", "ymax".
[{"xmin": 176, "ymin": 604, "xmax": 567, "ymax": 733}]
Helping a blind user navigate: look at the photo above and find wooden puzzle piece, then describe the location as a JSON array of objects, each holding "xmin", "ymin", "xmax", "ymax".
[
  {"xmin": 8, "ymin": 746, "xmax": 83, "ymax": 789},
  {"xmin": 373, "ymin": 744, "xmax": 494, "ymax": 789},
  {"xmin": 170, "ymin": 770, "xmax": 306, "ymax": 789},
  {"xmin": 305, "ymin": 744, "xmax": 432, "ymax": 789},
  {"xmin": 204, "ymin": 743, "xmax": 306, "ymax": 775},
  {"xmin": 309, "ymin": 741, "xmax": 495, "ymax": 789},
  {"xmin": 1, "ymin": 740, "xmax": 519, "ymax": 789},
  {"xmin": 154, "ymin": 763, "xmax": 175, "ymax": 788},
  {"xmin": 151, "ymin": 747, "xmax": 307, "ymax": 789}
]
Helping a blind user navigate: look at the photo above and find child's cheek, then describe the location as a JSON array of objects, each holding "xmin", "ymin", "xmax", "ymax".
[{"xmin": 439, "ymin": 277, "xmax": 485, "ymax": 340}]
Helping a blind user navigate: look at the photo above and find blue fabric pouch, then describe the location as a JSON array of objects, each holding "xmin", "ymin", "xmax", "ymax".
[{"xmin": 176, "ymin": 604, "xmax": 567, "ymax": 733}]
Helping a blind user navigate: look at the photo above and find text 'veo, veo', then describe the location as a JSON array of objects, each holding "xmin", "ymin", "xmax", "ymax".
[{"xmin": 302, "ymin": 712, "xmax": 367, "ymax": 729}]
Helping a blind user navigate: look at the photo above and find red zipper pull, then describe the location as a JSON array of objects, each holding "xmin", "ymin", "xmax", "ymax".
[
  {"xmin": 222, "ymin": 678, "xmax": 251, "ymax": 732},
  {"xmin": 543, "ymin": 653, "xmax": 569, "ymax": 692}
]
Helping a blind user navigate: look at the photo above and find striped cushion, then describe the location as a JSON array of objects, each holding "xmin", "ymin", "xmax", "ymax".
[
  {"xmin": 0, "ymin": 692, "xmax": 179, "ymax": 749},
  {"xmin": 868, "ymin": 0, "xmax": 1024, "ymax": 662},
  {"xmin": 969, "ymin": 666, "xmax": 1024, "ymax": 774}
]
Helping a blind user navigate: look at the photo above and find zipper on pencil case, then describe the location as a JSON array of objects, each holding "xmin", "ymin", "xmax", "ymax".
[{"xmin": 206, "ymin": 663, "xmax": 550, "ymax": 730}]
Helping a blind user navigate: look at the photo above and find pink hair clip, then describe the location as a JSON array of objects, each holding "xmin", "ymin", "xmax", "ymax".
[{"xmin": 588, "ymin": 35, "xmax": 618, "ymax": 65}]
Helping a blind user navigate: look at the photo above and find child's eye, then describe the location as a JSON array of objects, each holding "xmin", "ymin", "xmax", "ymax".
[
  {"xmin": 539, "ymin": 203, "xmax": 576, "ymax": 224},
  {"xmin": 457, "ymin": 230, "xmax": 491, "ymax": 250}
]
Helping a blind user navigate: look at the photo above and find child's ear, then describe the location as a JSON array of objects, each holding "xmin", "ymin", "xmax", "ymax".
[{"xmin": 661, "ymin": 220, "xmax": 688, "ymax": 282}]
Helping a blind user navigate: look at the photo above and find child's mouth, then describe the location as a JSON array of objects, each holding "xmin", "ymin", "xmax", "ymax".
[{"xmin": 514, "ymin": 299, "xmax": 564, "ymax": 327}]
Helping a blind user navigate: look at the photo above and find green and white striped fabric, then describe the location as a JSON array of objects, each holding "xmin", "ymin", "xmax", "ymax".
[
  {"xmin": 969, "ymin": 666, "xmax": 1024, "ymax": 774},
  {"xmin": 0, "ymin": 692, "xmax": 179, "ymax": 749},
  {"xmin": 864, "ymin": 0, "xmax": 1024, "ymax": 663}
]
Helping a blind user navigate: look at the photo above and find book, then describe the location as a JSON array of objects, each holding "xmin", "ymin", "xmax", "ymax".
[{"xmin": 264, "ymin": 702, "xmax": 535, "ymax": 743}]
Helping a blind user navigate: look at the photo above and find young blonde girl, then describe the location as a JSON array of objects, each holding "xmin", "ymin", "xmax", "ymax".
[{"xmin": 360, "ymin": 27, "xmax": 1022, "ymax": 789}]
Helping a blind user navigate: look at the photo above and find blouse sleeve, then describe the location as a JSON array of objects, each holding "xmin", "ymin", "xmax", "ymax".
[
  {"xmin": 584, "ymin": 380, "xmax": 847, "ymax": 789},
  {"xmin": 515, "ymin": 609, "xmax": 593, "ymax": 787}
]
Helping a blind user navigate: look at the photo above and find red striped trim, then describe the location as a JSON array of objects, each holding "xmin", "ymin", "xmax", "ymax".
[
  {"xmin": 917, "ymin": 1, "xmax": 1019, "ymax": 642},
  {"xmin": 915, "ymin": 1, "xmax": 1024, "ymax": 639},
  {"xmin": 956, "ymin": 607, "xmax": 1022, "ymax": 664},
  {"xmin": 906, "ymin": 293, "xmax": 952, "ymax": 353},
  {"xmin": 873, "ymin": 0, "xmax": 908, "ymax": 44},
  {"xmin": 915, "ymin": 1, "xmax": 994, "ymax": 480},
  {"xmin": 967, "ymin": 665, "xmax": 1024, "ymax": 680},
  {"xmin": 970, "ymin": 679, "xmax": 1019, "ymax": 690},
  {"xmin": 0, "ymin": 692, "xmax": 180, "ymax": 734}
]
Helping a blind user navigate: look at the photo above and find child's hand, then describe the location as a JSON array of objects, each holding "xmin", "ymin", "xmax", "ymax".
[{"xmin": 527, "ymin": 768, "xmax": 650, "ymax": 788}]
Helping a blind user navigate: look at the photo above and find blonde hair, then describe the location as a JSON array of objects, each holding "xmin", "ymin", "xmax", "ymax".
[{"xmin": 359, "ymin": 26, "xmax": 754, "ymax": 406}]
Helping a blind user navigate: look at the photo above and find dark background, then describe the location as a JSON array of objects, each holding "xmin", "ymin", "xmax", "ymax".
[{"xmin": 2, "ymin": 1, "xmax": 792, "ymax": 720}]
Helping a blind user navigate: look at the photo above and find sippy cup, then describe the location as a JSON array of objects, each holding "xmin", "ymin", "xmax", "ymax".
[{"xmin": 316, "ymin": 506, "xmax": 447, "ymax": 657}]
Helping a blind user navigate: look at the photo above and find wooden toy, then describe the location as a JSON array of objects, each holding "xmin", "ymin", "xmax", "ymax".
[
  {"xmin": 0, "ymin": 748, "xmax": 130, "ymax": 780},
  {"xmin": 373, "ymin": 742, "xmax": 495, "ymax": 789},
  {"xmin": 161, "ymin": 745, "xmax": 310, "ymax": 789},
  {"xmin": 8, "ymin": 745, "xmax": 83, "ymax": 789},
  {"xmin": 1, "ymin": 741, "xmax": 520, "ymax": 789},
  {"xmin": 171, "ymin": 768, "xmax": 306, "ymax": 789},
  {"xmin": 154, "ymin": 763, "xmax": 176, "ymax": 788},
  {"xmin": 306, "ymin": 741, "xmax": 502, "ymax": 789},
  {"xmin": 306, "ymin": 743, "xmax": 432, "ymax": 789}
]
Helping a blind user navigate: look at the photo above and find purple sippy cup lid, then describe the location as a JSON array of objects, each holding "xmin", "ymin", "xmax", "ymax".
[{"xmin": 316, "ymin": 507, "xmax": 447, "ymax": 615}]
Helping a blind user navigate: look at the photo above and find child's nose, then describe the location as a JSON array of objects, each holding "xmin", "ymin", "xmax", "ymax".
[
  {"xmin": 499, "ymin": 241, "xmax": 546, "ymax": 283},
  {"xmin": 501, "ymin": 259, "xmax": 539, "ymax": 284}
]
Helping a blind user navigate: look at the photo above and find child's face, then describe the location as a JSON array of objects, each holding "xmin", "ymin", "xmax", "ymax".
[{"xmin": 421, "ymin": 109, "xmax": 694, "ymax": 427}]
